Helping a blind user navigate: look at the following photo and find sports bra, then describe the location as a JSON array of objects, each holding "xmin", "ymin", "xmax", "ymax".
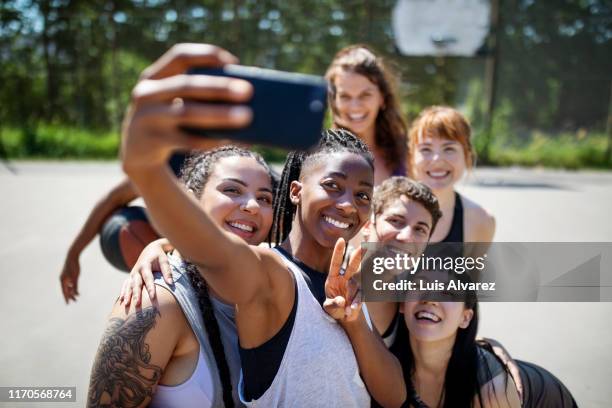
[
  {"xmin": 149, "ymin": 349, "xmax": 215, "ymax": 408},
  {"xmin": 441, "ymin": 191, "xmax": 464, "ymax": 243}
]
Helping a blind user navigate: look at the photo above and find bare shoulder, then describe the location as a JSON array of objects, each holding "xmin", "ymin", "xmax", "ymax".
[
  {"xmin": 461, "ymin": 195, "xmax": 496, "ymax": 242},
  {"xmin": 253, "ymin": 245, "xmax": 295, "ymax": 295},
  {"xmin": 110, "ymin": 284, "xmax": 185, "ymax": 325},
  {"xmin": 476, "ymin": 371, "xmax": 521, "ymax": 408},
  {"xmin": 87, "ymin": 287, "xmax": 187, "ymax": 407}
]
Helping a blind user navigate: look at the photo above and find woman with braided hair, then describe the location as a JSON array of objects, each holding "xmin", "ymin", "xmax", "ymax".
[
  {"xmin": 114, "ymin": 43, "xmax": 406, "ymax": 408},
  {"xmin": 88, "ymin": 145, "xmax": 276, "ymax": 407}
]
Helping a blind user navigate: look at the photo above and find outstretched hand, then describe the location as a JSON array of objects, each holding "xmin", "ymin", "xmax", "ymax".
[
  {"xmin": 121, "ymin": 43, "xmax": 253, "ymax": 175},
  {"xmin": 60, "ymin": 254, "xmax": 80, "ymax": 304},
  {"xmin": 324, "ymin": 238, "xmax": 363, "ymax": 324}
]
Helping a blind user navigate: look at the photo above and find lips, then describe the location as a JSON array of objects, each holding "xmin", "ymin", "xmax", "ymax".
[
  {"xmin": 348, "ymin": 113, "xmax": 367, "ymax": 121},
  {"xmin": 426, "ymin": 170, "xmax": 451, "ymax": 179},
  {"xmin": 414, "ymin": 309, "xmax": 442, "ymax": 323},
  {"xmin": 225, "ymin": 219, "xmax": 258, "ymax": 239},
  {"xmin": 323, "ymin": 214, "xmax": 352, "ymax": 230}
]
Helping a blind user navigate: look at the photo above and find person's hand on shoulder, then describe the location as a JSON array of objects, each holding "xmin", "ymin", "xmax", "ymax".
[{"xmin": 120, "ymin": 238, "xmax": 175, "ymax": 307}]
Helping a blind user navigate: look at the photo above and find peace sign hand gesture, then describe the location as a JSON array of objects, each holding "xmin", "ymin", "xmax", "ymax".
[{"xmin": 324, "ymin": 238, "xmax": 363, "ymax": 324}]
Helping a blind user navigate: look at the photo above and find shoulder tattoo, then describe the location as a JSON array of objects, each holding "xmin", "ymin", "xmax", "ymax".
[{"xmin": 87, "ymin": 307, "xmax": 163, "ymax": 407}]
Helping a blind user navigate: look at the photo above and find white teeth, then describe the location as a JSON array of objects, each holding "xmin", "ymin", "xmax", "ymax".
[
  {"xmin": 349, "ymin": 113, "xmax": 366, "ymax": 120},
  {"xmin": 429, "ymin": 171, "xmax": 449, "ymax": 177},
  {"xmin": 229, "ymin": 222, "xmax": 254, "ymax": 232},
  {"xmin": 415, "ymin": 311, "xmax": 441, "ymax": 322},
  {"xmin": 324, "ymin": 216, "xmax": 350, "ymax": 229}
]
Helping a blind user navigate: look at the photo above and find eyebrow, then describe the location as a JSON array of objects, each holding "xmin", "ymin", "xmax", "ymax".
[
  {"xmin": 418, "ymin": 140, "xmax": 459, "ymax": 146},
  {"xmin": 338, "ymin": 86, "xmax": 376, "ymax": 94},
  {"xmin": 416, "ymin": 221, "xmax": 431, "ymax": 229},
  {"xmin": 326, "ymin": 172, "xmax": 373, "ymax": 188},
  {"xmin": 222, "ymin": 178, "xmax": 273, "ymax": 194}
]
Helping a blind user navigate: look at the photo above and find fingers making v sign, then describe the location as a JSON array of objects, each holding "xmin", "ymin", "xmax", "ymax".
[{"xmin": 324, "ymin": 238, "xmax": 363, "ymax": 323}]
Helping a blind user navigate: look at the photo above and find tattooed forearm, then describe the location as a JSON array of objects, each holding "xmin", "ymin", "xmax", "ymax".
[{"xmin": 87, "ymin": 307, "xmax": 163, "ymax": 408}]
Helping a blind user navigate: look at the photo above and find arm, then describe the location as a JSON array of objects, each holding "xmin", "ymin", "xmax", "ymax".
[
  {"xmin": 477, "ymin": 338, "xmax": 524, "ymax": 401},
  {"xmin": 87, "ymin": 287, "xmax": 187, "ymax": 407},
  {"xmin": 464, "ymin": 198, "xmax": 496, "ymax": 243},
  {"xmin": 464, "ymin": 201, "xmax": 495, "ymax": 259},
  {"xmin": 365, "ymin": 301, "xmax": 398, "ymax": 338},
  {"xmin": 60, "ymin": 178, "xmax": 138, "ymax": 303},
  {"xmin": 120, "ymin": 43, "xmax": 272, "ymax": 306},
  {"xmin": 477, "ymin": 371, "xmax": 521, "ymax": 408},
  {"xmin": 324, "ymin": 239, "xmax": 406, "ymax": 408},
  {"xmin": 341, "ymin": 313, "xmax": 406, "ymax": 408}
]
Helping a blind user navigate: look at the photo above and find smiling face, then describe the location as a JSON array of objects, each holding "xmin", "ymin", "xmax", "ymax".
[
  {"xmin": 200, "ymin": 156, "xmax": 274, "ymax": 245},
  {"xmin": 332, "ymin": 71, "xmax": 384, "ymax": 138},
  {"xmin": 411, "ymin": 135, "xmax": 467, "ymax": 192},
  {"xmin": 401, "ymin": 299, "xmax": 474, "ymax": 343},
  {"xmin": 291, "ymin": 152, "xmax": 374, "ymax": 249},
  {"xmin": 366, "ymin": 195, "xmax": 432, "ymax": 259}
]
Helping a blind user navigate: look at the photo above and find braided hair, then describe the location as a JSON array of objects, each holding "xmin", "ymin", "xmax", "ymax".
[
  {"xmin": 271, "ymin": 128, "xmax": 374, "ymax": 245},
  {"xmin": 178, "ymin": 145, "xmax": 274, "ymax": 407}
]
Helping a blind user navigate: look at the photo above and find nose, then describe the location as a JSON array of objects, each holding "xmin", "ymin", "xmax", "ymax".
[
  {"xmin": 240, "ymin": 196, "xmax": 260, "ymax": 214},
  {"xmin": 431, "ymin": 150, "xmax": 442, "ymax": 162},
  {"xmin": 395, "ymin": 226, "xmax": 417, "ymax": 243},
  {"xmin": 335, "ymin": 191, "xmax": 357, "ymax": 216}
]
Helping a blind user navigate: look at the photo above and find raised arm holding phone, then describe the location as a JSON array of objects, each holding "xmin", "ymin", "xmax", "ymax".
[{"xmin": 88, "ymin": 43, "xmax": 405, "ymax": 408}]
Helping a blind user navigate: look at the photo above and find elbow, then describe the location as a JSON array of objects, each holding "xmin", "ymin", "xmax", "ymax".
[{"xmin": 374, "ymin": 392, "xmax": 406, "ymax": 408}]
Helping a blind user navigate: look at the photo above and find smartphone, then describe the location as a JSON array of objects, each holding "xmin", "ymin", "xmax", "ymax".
[{"xmin": 183, "ymin": 64, "xmax": 328, "ymax": 150}]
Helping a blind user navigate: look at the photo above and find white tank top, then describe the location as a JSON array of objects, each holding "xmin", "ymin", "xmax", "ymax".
[
  {"xmin": 149, "ymin": 348, "xmax": 215, "ymax": 408},
  {"xmin": 238, "ymin": 249, "xmax": 371, "ymax": 407}
]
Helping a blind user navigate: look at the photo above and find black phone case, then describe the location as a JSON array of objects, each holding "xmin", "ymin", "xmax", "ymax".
[{"xmin": 183, "ymin": 65, "xmax": 328, "ymax": 150}]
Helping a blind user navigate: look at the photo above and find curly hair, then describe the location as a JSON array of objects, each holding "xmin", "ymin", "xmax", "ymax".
[
  {"xmin": 326, "ymin": 45, "xmax": 408, "ymax": 174},
  {"xmin": 179, "ymin": 145, "xmax": 275, "ymax": 200},
  {"xmin": 178, "ymin": 145, "xmax": 275, "ymax": 407}
]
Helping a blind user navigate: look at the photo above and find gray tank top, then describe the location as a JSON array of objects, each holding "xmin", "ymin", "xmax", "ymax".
[
  {"xmin": 154, "ymin": 253, "xmax": 244, "ymax": 407},
  {"xmin": 238, "ymin": 249, "xmax": 371, "ymax": 407}
]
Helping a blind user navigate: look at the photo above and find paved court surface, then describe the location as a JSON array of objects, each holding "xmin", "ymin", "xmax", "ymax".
[{"xmin": 0, "ymin": 161, "xmax": 611, "ymax": 407}]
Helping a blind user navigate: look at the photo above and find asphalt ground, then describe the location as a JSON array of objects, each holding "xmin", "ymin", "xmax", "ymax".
[{"xmin": 0, "ymin": 161, "xmax": 611, "ymax": 407}]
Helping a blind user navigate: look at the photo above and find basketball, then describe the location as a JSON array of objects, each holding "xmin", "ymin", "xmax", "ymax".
[{"xmin": 99, "ymin": 206, "xmax": 160, "ymax": 272}]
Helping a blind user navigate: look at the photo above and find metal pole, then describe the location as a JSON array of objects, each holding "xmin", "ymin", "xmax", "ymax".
[
  {"xmin": 482, "ymin": 0, "xmax": 500, "ymax": 164},
  {"xmin": 606, "ymin": 80, "xmax": 612, "ymax": 165}
]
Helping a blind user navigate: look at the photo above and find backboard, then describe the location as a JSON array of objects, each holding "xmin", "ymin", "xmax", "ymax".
[{"xmin": 392, "ymin": 0, "xmax": 492, "ymax": 57}]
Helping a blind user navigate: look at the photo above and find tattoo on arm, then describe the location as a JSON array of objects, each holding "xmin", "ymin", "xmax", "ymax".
[{"xmin": 87, "ymin": 307, "xmax": 163, "ymax": 407}]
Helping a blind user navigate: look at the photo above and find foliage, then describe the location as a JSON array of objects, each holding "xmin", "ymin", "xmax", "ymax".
[
  {"xmin": 0, "ymin": 124, "xmax": 118, "ymax": 158},
  {"xmin": 1, "ymin": 124, "xmax": 608, "ymax": 169},
  {"xmin": 0, "ymin": 0, "xmax": 610, "ymax": 166}
]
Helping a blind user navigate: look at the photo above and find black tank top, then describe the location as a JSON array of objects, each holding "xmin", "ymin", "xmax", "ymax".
[{"xmin": 441, "ymin": 192, "xmax": 464, "ymax": 243}]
